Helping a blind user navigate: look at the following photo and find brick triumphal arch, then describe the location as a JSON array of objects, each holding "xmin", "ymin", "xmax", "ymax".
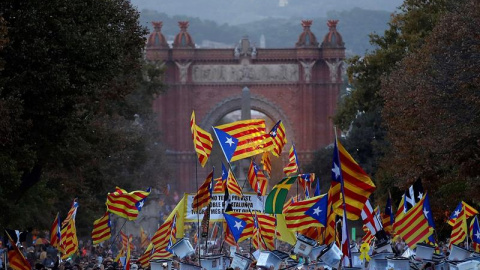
[{"xmin": 146, "ymin": 20, "xmax": 345, "ymax": 191}]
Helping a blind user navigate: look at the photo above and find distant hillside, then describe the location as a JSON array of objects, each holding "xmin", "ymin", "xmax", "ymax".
[
  {"xmin": 139, "ymin": 8, "xmax": 392, "ymax": 55},
  {"xmin": 131, "ymin": 0, "xmax": 402, "ymax": 25}
]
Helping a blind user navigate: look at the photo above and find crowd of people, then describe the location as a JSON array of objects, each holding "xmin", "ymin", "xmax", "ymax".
[
  {"xmin": 0, "ymin": 234, "xmax": 144, "ymax": 270},
  {"xmin": 0, "ymin": 226, "xmax": 474, "ymax": 270}
]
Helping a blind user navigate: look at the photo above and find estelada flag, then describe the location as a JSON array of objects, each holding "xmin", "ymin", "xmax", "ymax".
[
  {"xmin": 5, "ymin": 231, "xmax": 31, "ymax": 270},
  {"xmin": 60, "ymin": 218, "xmax": 78, "ymax": 259},
  {"xmin": 471, "ymin": 216, "xmax": 480, "ymax": 253},
  {"xmin": 447, "ymin": 201, "xmax": 478, "ymax": 226},
  {"xmin": 50, "ymin": 213, "xmax": 62, "ymax": 249},
  {"xmin": 106, "ymin": 187, "xmax": 150, "ymax": 220},
  {"xmin": 192, "ymin": 168, "xmax": 214, "ymax": 211},
  {"xmin": 394, "ymin": 194, "xmax": 433, "ymax": 249},
  {"xmin": 213, "ymin": 119, "xmax": 274, "ymax": 162},
  {"xmin": 284, "ymin": 194, "xmax": 328, "ymax": 231},
  {"xmin": 91, "ymin": 212, "xmax": 111, "ymax": 245},
  {"xmin": 269, "ymin": 120, "xmax": 287, "ymax": 157},
  {"xmin": 248, "ymin": 160, "xmax": 268, "ymax": 196},
  {"xmin": 330, "ymin": 139, "xmax": 376, "ymax": 220},
  {"xmin": 226, "ymin": 169, "xmax": 243, "ymax": 197},
  {"xmin": 283, "ymin": 145, "xmax": 299, "ymax": 175},
  {"xmin": 449, "ymin": 206, "xmax": 467, "ymax": 248},
  {"xmin": 261, "ymin": 152, "xmax": 272, "ymax": 176},
  {"xmin": 62, "ymin": 198, "xmax": 78, "ymax": 227}
]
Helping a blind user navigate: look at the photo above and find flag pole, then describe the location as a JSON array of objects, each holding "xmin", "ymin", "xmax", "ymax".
[
  {"xmin": 108, "ymin": 217, "xmax": 128, "ymax": 252},
  {"xmin": 195, "ymin": 158, "xmax": 201, "ymax": 261},
  {"xmin": 465, "ymin": 206, "xmax": 469, "ymax": 249},
  {"xmin": 334, "ymin": 127, "xmax": 352, "ymax": 267}
]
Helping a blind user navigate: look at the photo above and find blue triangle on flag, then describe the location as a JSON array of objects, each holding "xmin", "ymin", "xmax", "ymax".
[
  {"xmin": 223, "ymin": 213, "xmax": 246, "ymax": 242},
  {"xmin": 213, "ymin": 128, "xmax": 238, "ymax": 162},
  {"xmin": 304, "ymin": 195, "xmax": 329, "ymax": 226}
]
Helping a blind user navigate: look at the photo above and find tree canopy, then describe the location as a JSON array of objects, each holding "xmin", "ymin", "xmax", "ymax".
[
  {"xmin": 0, "ymin": 0, "xmax": 168, "ymax": 234},
  {"xmin": 308, "ymin": 0, "xmax": 479, "ymax": 237},
  {"xmin": 381, "ymin": 0, "xmax": 480, "ymax": 236}
]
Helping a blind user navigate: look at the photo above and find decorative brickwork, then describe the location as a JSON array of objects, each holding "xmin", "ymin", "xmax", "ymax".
[{"xmin": 147, "ymin": 20, "xmax": 345, "ymax": 190}]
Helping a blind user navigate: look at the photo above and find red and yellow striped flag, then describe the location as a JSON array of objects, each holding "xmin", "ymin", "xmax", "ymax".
[
  {"xmin": 247, "ymin": 160, "xmax": 268, "ymax": 196},
  {"xmin": 151, "ymin": 219, "xmax": 174, "ymax": 249},
  {"xmin": 61, "ymin": 198, "xmax": 78, "ymax": 227},
  {"xmin": 449, "ymin": 207, "xmax": 467, "ymax": 248},
  {"xmin": 190, "ymin": 111, "xmax": 213, "ymax": 167},
  {"xmin": 91, "ymin": 212, "xmax": 111, "ymax": 245},
  {"xmin": 50, "ymin": 213, "xmax": 62, "ymax": 250},
  {"xmin": 324, "ymin": 206, "xmax": 338, "ymax": 245},
  {"xmin": 191, "ymin": 169, "xmax": 214, "ymax": 211},
  {"xmin": 6, "ymin": 231, "xmax": 31, "ymax": 270},
  {"xmin": 227, "ymin": 170, "xmax": 242, "ymax": 197},
  {"xmin": 137, "ymin": 243, "xmax": 153, "ymax": 268},
  {"xmin": 261, "ymin": 152, "xmax": 272, "ymax": 176},
  {"xmin": 394, "ymin": 194, "xmax": 433, "ymax": 249},
  {"xmin": 253, "ymin": 213, "xmax": 276, "ymax": 250},
  {"xmin": 213, "ymin": 177, "xmax": 226, "ymax": 193},
  {"xmin": 361, "ymin": 224, "xmax": 374, "ymax": 244},
  {"xmin": 150, "ymin": 247, "xmax": 173, "ymax": 260},
  {"xmin": 330, "ymin": 140, "xmax": 376, "ymax": 220},
  {"xmin": 106, "ymin": 187, "xmax": 150, "ymax": 220},
  {"xmin": 283, "ymin": 145, "xmax": 299, "ymax": 175},
  {"xmin": 269, "ymin": 120, "xmax": 287, "ymax": 157},
  {"xmin": 140, "ymin": 226, "xmax": 149, "ymax": 249},
  {"xmin": 60, "ymin": 218, "xmax": 78, "ymax": 259}
]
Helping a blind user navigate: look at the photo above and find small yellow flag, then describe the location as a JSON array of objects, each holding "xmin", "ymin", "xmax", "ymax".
[{"xmin": 164, "ymin": 194, "xmax": 187, "ymax": 238}]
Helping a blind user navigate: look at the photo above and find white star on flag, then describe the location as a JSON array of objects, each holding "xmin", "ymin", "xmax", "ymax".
[
  {"xmin": 423, "ymin": 208, "xmax": 429, "ymax": 218},
  {"xmin": 225, "ymin": 137, "xmax": 235, "ymax": 147},
  {"xmin": 475, "ymin": 230, "xmax": 480, "ymax": 240},
  {"xmin": 453, "ymin": 210, "xmax": 460, "ymax": 217},
  {"xmin": 313, "ymin": 207, "xmax": 322, "ymax": 216},
  {"xmin": 417, "ymin": 192, "xmax": 423, "ymax": 200},
  {"xmin": 234, "ymin": 220, "xmax": 243, "ymax": 230},
  {"xmin": 137, "ymin": 201, "xmax": 144, "ymax": 208},
  {"xmin": 332, "ymin": 163, "xmax": 341, "ymax": 179}
]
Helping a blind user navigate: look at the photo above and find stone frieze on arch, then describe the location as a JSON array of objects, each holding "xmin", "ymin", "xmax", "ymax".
[{"xmin": 191, "ymin": 63, "xmax": 300, "ymax": 83}]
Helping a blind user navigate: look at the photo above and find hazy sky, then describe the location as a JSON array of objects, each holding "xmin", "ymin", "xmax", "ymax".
[{"xmin": 130, "ymin": 0, "xmax": 404, "ymax": 25}]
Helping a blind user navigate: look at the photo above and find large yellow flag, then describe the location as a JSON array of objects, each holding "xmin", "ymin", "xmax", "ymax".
[{"xmin": 276, "ymin": 214, "xmax": 297, "ymax": 245}]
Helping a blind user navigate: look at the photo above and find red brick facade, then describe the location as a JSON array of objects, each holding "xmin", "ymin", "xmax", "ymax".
[{"xmin": 146, "ymin": 20, "xmax": 345, "ymax": 191}]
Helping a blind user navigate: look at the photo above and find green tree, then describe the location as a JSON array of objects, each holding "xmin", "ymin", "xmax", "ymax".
[
  {"xmin": 381, "ymin": 0, "xmax": 480, "ymax": 237},
  {"xmin": 319, "ymin": 0, "xmax": 455, "ymax": 205},
  {"xmin": 0, "ymin": 0, "xmax": 168, "ymax": 234}
]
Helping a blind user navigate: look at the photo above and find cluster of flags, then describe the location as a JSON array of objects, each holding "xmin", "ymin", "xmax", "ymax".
[
  {"xmin": 188, "ymin": 112, "xmax": 381, "ymax": 264},
  {"xmin": 4, "ymin": 198, "xmax": 80, "ymax": 269},
  {"xmin": 10, "ymin": 112, "xmax": 480, "ymax": 270},
  {"xmin": 187, "ymin": 112, "xmax": 480, "ymax": 268}
]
